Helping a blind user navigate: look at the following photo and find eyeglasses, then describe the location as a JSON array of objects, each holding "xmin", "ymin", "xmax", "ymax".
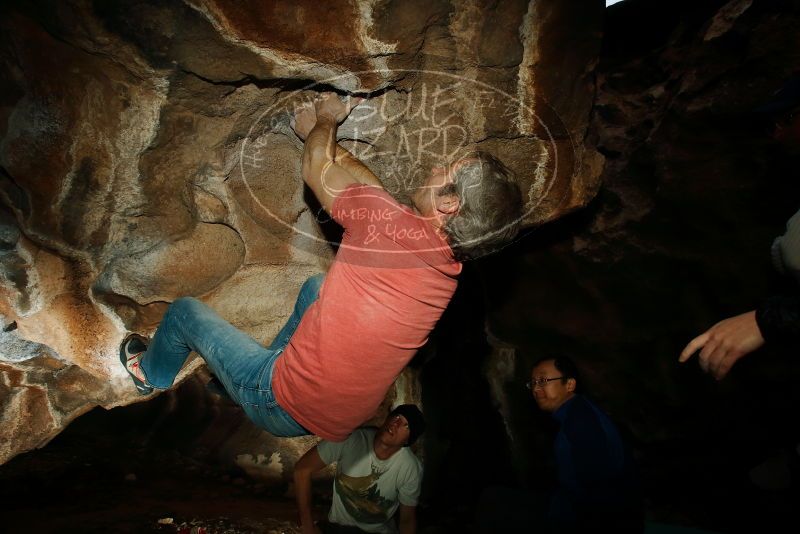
[{"xmin": 526, "ymin": 376, "xmax": 564, "ymax": 389}]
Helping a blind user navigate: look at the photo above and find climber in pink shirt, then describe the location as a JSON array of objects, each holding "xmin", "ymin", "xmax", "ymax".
[{"xmin": 120, "ymin": 93, "xmax": 524, "ymax": 441}]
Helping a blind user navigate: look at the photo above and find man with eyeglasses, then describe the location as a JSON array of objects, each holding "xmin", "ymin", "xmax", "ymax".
[
  {"xmin": 293, "ymin": 404, "xmax": 426, "ymax": 534},
  {"xmin": 528, "ymin": 356, "xmax": 642, "ymax": 533}
]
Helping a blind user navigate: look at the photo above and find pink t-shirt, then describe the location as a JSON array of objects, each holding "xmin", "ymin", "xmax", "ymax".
[{"xmin": 273, "ymin": 184, "xmax": 461, "ymax": 441}]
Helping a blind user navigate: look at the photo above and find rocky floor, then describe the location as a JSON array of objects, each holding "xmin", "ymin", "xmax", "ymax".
[
  {"xmin": 0, "ymin": 393, "xmax": 468, "ymax": 534},
  {"xmin": 0, "ymin": 438, "xmax": 304, "ymax": 534},
  {"xmin": 0, "ymin": 398, "xmax": 312, "ymax": 534},
  {"xmin": 2, "ymin": 385, "xmax": 798, "ymax": 534}
]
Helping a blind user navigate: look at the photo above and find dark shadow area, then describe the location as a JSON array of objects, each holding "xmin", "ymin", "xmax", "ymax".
[
  {"xmin": 416, "ymin": 265, "xmax": 518, "ymax": 532},
  {"xmin": 0, "ymin": 377, "xmax": 328, "ymax": 533}
]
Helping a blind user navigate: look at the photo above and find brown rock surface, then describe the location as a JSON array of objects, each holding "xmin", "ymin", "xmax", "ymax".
[{"xmin": 0, "ymin": 0, "xmax": 604, "ymax": 471}]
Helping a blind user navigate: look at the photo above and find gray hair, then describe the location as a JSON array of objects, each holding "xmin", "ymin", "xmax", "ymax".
[{"xmin": 440, "ymin": 152, "xmax": 524, "ymax": 261}]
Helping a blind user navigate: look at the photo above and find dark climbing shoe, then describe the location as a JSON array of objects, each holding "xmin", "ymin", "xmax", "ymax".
[{"xmin": 119, "ymin": 334, "xmax": 153, "ymax": 395}]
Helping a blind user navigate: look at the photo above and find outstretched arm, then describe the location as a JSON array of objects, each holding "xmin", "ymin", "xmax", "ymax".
[
  {"xmin": 678, "ymin": 310, "xmax": 765, "ymax": 380},
  {"xmin": 398, "ymin": 504, "xmax": 417, "ymax": 534},
  {"xmin": 292, "ymin": 96, "xmax": 380, "ymax": 186},
  {"xmin": 294, "ymin": 93, "xmax": 381, "ymax": 213},
  {"xmin": 294, "ymin": 446, "xmax": 327, "ymax": 534},
  {"xmin": 335, "ymin": 143, "xmax": 383, "ymax": 188}
]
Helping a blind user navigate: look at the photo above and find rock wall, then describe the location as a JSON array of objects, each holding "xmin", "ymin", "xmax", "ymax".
[{"xmin": 0, "ymin": 0, "xmax": 604, "ymax": 471}]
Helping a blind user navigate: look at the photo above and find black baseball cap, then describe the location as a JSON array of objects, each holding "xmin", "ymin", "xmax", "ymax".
[{"xmin": 390, "ymin": 404, "xmax": 426, "ymax": 447}]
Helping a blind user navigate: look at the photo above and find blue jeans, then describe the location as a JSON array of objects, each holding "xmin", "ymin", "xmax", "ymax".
[{"xmin": 140, "ymin": 274, "xmax": 325, "ymax": 437}]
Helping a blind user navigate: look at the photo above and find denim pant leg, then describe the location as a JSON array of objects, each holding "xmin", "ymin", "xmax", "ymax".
[
  {"xmin": 139, "ymin": 297, "xmax": 307, "ymax": 437},
  {"xmin": 267, "ymin": 273, "xmax": 325, "ymax": 351}
]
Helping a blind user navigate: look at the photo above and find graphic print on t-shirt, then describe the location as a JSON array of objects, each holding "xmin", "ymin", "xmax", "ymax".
[{"xmin": 334, "ymin": 464, "xmax": 394, "ymax": 524}]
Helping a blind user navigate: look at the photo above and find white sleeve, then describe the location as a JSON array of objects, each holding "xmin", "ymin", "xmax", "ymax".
[
  {"xmin": 316, "ymin": 437, "xmax": 348, "ymax": 465},
  {"xmin": 773, "ymin": 208, "xmax": 800, "ymax": 282},
  {"xmin": 397, "ymin": 457, "xmax": 423, "ymax": 506}
]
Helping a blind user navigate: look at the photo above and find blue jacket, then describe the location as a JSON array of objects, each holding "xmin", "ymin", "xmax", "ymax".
[{"xmin": 549, "ymin": 394, "xmax": 641, "ymax": 530}]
